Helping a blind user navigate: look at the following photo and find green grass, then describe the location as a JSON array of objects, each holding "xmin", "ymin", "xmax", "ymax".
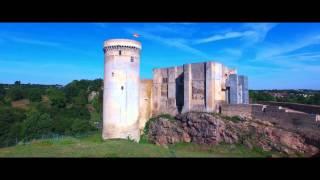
[{"xmin": 0, "ymin": 133, "xmax": 283, "ymax": 157}]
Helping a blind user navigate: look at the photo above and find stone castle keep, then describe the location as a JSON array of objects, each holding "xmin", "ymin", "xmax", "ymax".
[{"xmin": 102, "ymin": 39, "xmax": 249, "ymax": 141}]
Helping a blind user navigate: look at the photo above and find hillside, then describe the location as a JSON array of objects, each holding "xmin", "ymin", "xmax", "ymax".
[{"xmin": 0, "ymin": 133, "xmax": 281, "ymax": 157}]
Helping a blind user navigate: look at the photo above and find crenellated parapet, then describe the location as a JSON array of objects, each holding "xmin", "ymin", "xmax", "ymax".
[{"xmin": 104, "ymin": 39, "xmax": 142, "ymax": 50}]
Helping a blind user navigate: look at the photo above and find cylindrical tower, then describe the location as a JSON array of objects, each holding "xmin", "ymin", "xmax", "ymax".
[{"xmin": 102, "ymin": 39, "xmax": 142, "ymax": 141}]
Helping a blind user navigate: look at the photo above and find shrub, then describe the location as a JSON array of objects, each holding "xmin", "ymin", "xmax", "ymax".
[
  {"xmin": 27, "ymin": 88, "xmax": 42, "ymax": 102},
  {"xmin": 0, "ymin": 108, "xmax": 26, "ymax": 147},
  {"xmin": 6, "ymin": 87, "xmax": 25, "ymax": 101},
  {"xmin": 224, "ymin": 115, "xmax": 243, "ymax": 123},
  {"xmin": 0, "ymin": 86, "xmax": 5, "ymax": 102},
  {"xmin": 47, "ymin": 88, "xmax": 67, "ymax": 108},
  {"xmin": 21, "ymin": 110, "xmax": 53, "ymax": 141},
  {"xmin": 71, "ymin": 119, "xmax": 94, "ymax": 135}
]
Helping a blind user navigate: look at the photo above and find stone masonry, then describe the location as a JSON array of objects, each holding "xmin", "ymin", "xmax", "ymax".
[{"xmin": 151, "ymin": 61, "xmax": 249, "ymax": 117}]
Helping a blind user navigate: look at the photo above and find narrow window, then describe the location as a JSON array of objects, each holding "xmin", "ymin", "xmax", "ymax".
[
  {"xmin": 119, "ymin": 50, "xmax": 122, "ymax": 56},
  {"xmin": 112, "ymin": 72, "xmax": 114, "ymax": 77},
  {"xmin": 130, "ymin": 56, "xmax": 134, "ymax": 62},
  {"xmin": 121, "ymin": 86, "xmax": 124, "ymax": 90},
  {"xmin": 162, "ymin": 78, "xmax": 168, "ymax": 83}
]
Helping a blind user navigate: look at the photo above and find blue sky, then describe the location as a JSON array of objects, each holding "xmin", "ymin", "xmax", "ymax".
[{"xmin": 0, "ymin": 23, "xmax": 320, "ymax": 89}]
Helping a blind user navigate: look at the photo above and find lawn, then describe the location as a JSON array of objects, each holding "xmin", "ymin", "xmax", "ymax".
[{"xmin": 0, "ymin": 133, "xmax": 283, "ymax": 157}]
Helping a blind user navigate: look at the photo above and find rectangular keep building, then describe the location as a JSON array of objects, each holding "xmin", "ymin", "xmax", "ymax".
[{"xmin": 150, "ymin": 61, "xmax": 249, "ymax": 116}]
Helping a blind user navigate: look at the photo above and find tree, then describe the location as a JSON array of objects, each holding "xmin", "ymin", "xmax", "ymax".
[
  {"xmin": 0, "ymin": 86, "xmax": 5, "ymax": 102},
  {"xmin": 0, "ymin": 108, "xmax": 26, "ymax": 147},
  {"xmin": 27, "ymin": 88, "xmax": 42, "ymax": 102},
  {"xmin": 89, "ymin": 78, "xmax": 103, "ymax": 92},
  {"xmin": 249, "ymin": 91, "xmax": 275, "ymax": 103},
  {"xmin": 47, "ymin": 88, "xmax": 66, "ymax": 108},
  {"xmin": 71, "ymin": 119, "xmax": 93, "ymax": 135},
  {"xmin": 14, "ymin": 81, "xmax": 21, "ymax": 86},
  {"xmin": 6, "ymin": 87, "xmax": 25, "ymax": 101},
  {"xmin": 73, "ymin": 89, "xmax": 88, "ymax": 106},
  {"xmin": 21, "ymin": 110, "xmax": 53, "ymax": 141},
  {"xmin": 310, "ymin": 93, "xmax": 320, "ymax": 105},
  {"xmin": 52, "ymin": 116, "xmax": 74, "ymax": 135},
  {"xmin": 92, "ymin": 93, "xmax": 102, "ymax": 113}
]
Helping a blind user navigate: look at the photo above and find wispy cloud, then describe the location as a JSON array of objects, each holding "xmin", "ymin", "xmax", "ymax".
[
  {"xmin": 255, "ymin": 35, "xmax": 320, "ymax": 60},
  {"xmin": 194, "ymin": 23, "xmax": 277, "ymax": 44},
  {"xmin": 272, "ymin": 51, "xmax": 320, "ymax": 61},
  {"xmin": 242, "ymin": 23, "xmax": 277, "ymax": 44},
  {"xmin": 126, "ymin": 29, "xmax": 210, "ymax": 59},
  {"xmin": 0, "ymin": 33, "xmax": 97, "ymax": 58},
  {"xmin": 194, "ymin": 31, "xmax": 254, "ymax": 44},
  {"xmin": 9, "ymin": 36, "xmax": 61, "ymax": 47},
  {"xmin": 223, "ymin": 48, "xmax": 243, "ymax": 57}
]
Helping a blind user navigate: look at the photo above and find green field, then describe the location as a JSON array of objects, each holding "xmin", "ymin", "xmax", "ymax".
[{"xmin": 0, "ymin": 133, "xmax": 282, "ymax": 157}]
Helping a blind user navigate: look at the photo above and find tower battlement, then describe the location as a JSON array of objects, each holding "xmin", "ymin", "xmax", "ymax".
[{"xmin": 104, "ymin": 39, "xmax": 142, "ymax": 49}]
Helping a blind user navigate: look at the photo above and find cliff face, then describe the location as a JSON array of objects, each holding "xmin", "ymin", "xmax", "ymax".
[{"xmin": 147, "ymin": 112, "xmax": 319, "ymax": 157}]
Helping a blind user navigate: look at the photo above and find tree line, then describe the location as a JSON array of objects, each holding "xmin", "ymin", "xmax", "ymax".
[
  {"xmin": 249, "ymin": 90, "xmax": 320, "ymax": 105},
  {"xmin": 0, "ymin": 79, "xmax": 103, "ymax": 147}
]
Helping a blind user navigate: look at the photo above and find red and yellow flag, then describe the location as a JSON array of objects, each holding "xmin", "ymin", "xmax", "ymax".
[{"xmin": 133, "ymin": 33, "xmax": 140, "ymax": 38}]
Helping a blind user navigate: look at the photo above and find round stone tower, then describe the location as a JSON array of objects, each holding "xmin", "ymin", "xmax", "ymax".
[{"xmin": 102, "ymin": 39, "xmax": 142, "ymax": 141}]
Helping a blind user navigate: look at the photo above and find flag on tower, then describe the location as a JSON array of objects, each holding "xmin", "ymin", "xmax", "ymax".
[{"xmin": 133, "ymin": 33, "xmax": 140, "ymax": 38}]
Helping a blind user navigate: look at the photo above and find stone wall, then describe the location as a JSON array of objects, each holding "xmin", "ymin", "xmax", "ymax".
[
  {"xmin": 228, "ymin": 74, "xmax": 249, "ymax": 104},
  {"xmin": 139, "ymin": 79, "xmax": 153, "ymax": 132},
  {"xmin": 220, "ymin": 104, "xmax": 253, "ymax": 119},
  {"xmin": 190, "ymin": 62, "xmax": 206, "ymax": 111},
  {"xmin": 258, "ymin": 101, "xmax": 320, "ymax": 115},
  {"xmin": 152, "ymin": 66, "xmax": 183, "ymax": 116},
  {"xmin": 221, "ymin": 104, "xmax": 320, "ymax": 140}
]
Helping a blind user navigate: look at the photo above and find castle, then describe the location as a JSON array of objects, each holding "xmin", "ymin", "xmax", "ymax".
[{"xmin": 102, "ymin": 39, "xmax": 249, "ymax": 141}]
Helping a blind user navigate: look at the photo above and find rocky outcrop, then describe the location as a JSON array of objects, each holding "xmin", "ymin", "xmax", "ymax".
[
  {"xmin": 147, "ymin": 112, "xmax": 319, "ymax": 157},
  {"xmin": 88, "ymin": 91, "xmax": 99, "ymax": 102}
]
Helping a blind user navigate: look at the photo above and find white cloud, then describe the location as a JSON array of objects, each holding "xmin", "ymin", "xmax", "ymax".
[
  {"xmin": 194, "ymin": 23, "xmax": 277, "ymax": 44},
  {"xmin": 223, "ymin": 48, "xmax": 243, "ymax": 57},
  {"xmin": 242, "ymin": 23, "xmax": 277, "ymax": 43},
  {"xmin": 9, "ymin": 36, "xmax": 61, "ymax": 47},
  {"xmin": 127, "ymin": 29, "xmax": 210, "ymax": 59},
  {"xmin": 194, "ymin": 31, "xmax": 254, "ymax": 44},
  {"xmin": 255, "ymin": 35, "xmax": 320, "ymax": 60},
  {"xmin": 272, "ymin": 52, "xmax": 320, "ymax": 61}
]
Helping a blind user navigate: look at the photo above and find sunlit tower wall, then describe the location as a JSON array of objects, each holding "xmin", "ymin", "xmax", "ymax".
[{"xmin": 102, "ymin": 39, "xmax": 142, "ymax": 141}]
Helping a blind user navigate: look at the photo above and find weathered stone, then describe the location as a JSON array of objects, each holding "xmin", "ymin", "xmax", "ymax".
[{"xmin": 147, "ymin": 112, "xmax": 319, "ymax": 157}]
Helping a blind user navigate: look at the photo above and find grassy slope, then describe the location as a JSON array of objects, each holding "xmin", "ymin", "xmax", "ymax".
[{"xmin": 0, "ymin": 133, "xmax": 282, "ymax": 157}]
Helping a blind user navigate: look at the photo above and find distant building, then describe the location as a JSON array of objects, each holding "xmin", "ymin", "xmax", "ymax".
[{"xmin": 102, "ymin": 39, "xmax": 249, "ymax": 141}]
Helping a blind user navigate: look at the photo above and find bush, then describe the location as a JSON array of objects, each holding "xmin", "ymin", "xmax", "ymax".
[
  {"xmin": 47, "ymin": 88, "xmax": 66, "ymax": 108},
  {"xmin": 92, "ymin": 94, "xmax": 102, "ymax": 113},
  {"xmin": 224, "ymin": 115, "xmax": 243, "ymax": 123},
  {"xmin": 0, "ymin": 108, "xmax": 26, "ymax": 147},
  {"xmin": 27, "ymin": 88, "xmax": 42, "ymax": 102},
  {"xmin": 6, "ymin": 87, "xmax": 25, "ymax": 101},
  {"xmin": 52, "ymin": 117, "xmax": 74, "ymax": 135},
  {"xmin": 21, "ymin": 110, "xmax": 53, "ymax": 141},
  {"xmin": 72, "ymin": 90, "xmax": 88, "ymax": 106},
  {"xmin": 71, "ymin": 119, "xmax": 94, "ymax": 135},
  {"xmin": 0, "ymin": 86, "xmax": 5, "ymax": 102},
  {"xmin": 249, "ymin": 91, "xmax": 275, "ymax": 103}
]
